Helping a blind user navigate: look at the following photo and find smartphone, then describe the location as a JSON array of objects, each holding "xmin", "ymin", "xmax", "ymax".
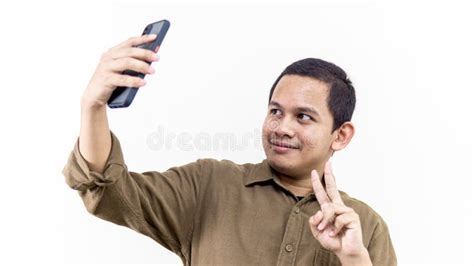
[{"xmin": 107, "ymin": 20, "xmax": 170, "ymax": 108}]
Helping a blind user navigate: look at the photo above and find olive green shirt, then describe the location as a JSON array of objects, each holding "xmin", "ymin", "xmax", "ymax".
[{"xmin": 63, "ymin": 131, "xmax": 397, "ymax": 265}]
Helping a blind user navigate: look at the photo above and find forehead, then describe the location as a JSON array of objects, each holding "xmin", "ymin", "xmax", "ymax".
[{"xmin": 270, "ymin": 74, "xmax": 330, "ymax": 112}]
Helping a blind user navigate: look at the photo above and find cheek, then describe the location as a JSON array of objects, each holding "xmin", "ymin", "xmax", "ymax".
[
  {"xmin": 262, "ymin": 117, "xmax": 273, "ymax": 135},
  {"xmin": 261, "ymin": 121, "xmax": 270, "ymax": 139},
  {"xmin": 299, "ymin": 134, "xmax": 314, "ymax": 150},
  {"xmin": 299, "ymin": 130, "xmax": 324, "ymax": 150}
]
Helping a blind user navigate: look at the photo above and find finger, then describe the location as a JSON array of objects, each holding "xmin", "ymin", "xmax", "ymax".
[
  {"xmin": 324, "ymin": 161, "xmax": 344, "ymax": 204},
  {"xmin": 309, "ymin": 211, "xmax": 324, "ymax": 239},
  {"xmin": 114, "ymin": 34, "xmax": 157, "ymax": 49},
  {"xmin": 318, "ymin": 203, "xmax": 353, "ymax": 231},
  {"xmin": 311, "ymin": 169, "xmax": 330, "ymax": 205},
  {"xmin": 330, "ymin": 212, "xmax": 356, "ymax": 237},
  {"xmin": 106, "ymin": 72, "xmax": 147, "ymax": 88},
  {"xmin": 108, "ymin": 57, "xmax": 155, "ymax": 75},
  {"xmin": 110, "ymin": 47, "xmax": 159, "ymax": 63},
  {"xmin": 318, "ymin": 206, "xmax": 336, "ymax": 231}
]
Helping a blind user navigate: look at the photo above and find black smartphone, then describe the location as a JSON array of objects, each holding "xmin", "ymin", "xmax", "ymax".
[{"xmin": 107, "ymin": 20, "xmax": 170, "ymax": 108}]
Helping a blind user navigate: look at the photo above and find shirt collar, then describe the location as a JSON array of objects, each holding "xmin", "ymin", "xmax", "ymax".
[
  {"xmin": 244, "ymin": 159, "xmax": 277, "ymax": 186},
  {"xmin": 244, "ymin": 159, "xmax": 326, "ymax": 202}
]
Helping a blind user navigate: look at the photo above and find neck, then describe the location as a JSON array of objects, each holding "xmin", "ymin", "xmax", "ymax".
[{"xmin": 276, "ymin": 171, "xmax": 320, "ymax": 197}]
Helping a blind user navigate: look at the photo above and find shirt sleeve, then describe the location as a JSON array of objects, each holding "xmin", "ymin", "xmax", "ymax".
[
  {"xmin": 62, "ymin": 130, "xmax": 209, "ymax": 259},
  {"xmin": 367, "ymin": 217, "xmax": 397, "ymax": 266}
]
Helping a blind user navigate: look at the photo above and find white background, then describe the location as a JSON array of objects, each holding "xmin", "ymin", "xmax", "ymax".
[{"xmin": 0, "ymin": 0, "xmax": 472, "ymax": 265}]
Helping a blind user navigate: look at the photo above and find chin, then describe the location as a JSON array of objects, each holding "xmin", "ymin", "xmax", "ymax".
[
  {"xmin": 267, "ymin": 153, "xmax": 319, "ymax": 178},
  {"xmin": 267, "ymin": 156, "xmax": 298, "ymax": 175}
]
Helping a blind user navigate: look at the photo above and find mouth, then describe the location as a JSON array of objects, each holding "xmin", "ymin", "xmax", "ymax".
[{"xmin": 269, "ymin": 139, "xmax": 299, "ymax": 153}]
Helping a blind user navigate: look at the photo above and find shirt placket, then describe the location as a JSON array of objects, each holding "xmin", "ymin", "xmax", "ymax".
[{"xmin": 276, "ymin": 200, "xmax": 307, "ymax": 266}]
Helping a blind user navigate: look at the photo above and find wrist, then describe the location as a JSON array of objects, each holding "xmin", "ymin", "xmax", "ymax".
[
  {"xmin": 336, "ymin": 248, "xmax": 372, "ymax": 266},
  {"xmin": 81, "ymin": 96, "xmax": 106, "ymax": 112}
]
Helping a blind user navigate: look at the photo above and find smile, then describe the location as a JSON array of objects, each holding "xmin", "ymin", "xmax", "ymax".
[{"xmin": 269, "ymin": 140, "xmax": 299, "ymax": 153}]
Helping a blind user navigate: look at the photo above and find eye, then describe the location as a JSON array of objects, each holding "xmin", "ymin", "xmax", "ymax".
[
  {"xmin": 298, "ymin": 113, "xmax": 312, "ymax": 121},
  {"xmin": 270, "ymin": 108, "xmax": 282, "ymax": 115}
]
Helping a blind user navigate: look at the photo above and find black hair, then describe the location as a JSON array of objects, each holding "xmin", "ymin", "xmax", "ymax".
[{"xmin": 268, "ymin": 58, "xmax": 356, "ymax": 132}]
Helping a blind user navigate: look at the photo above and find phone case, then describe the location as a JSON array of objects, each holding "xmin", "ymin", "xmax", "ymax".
[{"xmin": 107, "ymin": 19, "xmax": 170, "ymax": 108}]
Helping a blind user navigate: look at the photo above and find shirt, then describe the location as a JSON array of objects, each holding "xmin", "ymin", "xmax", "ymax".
[{"xmin": 62, "ymin": 131, "xmax": 397, "ymax": 266}]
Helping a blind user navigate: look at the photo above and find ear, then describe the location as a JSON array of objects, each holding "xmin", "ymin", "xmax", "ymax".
[{"xmin": 331, "ymin": 121, "xmax": 355, "ymax": 152}]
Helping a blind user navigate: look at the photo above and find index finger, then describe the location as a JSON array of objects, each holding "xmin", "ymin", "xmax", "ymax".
[
  {"xmin": 311, "ymin": 169, "xmax": 330, "ymax": 205},
  {"xmin": 114, "ymin": 34, "xmax": 157, "ymax": 50},
  {"xmin": 323, "ymin": 161, "xmax": 344, "ymax": 204}
]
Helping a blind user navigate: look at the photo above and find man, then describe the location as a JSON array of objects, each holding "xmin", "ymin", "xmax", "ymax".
[{"xmin": 63, "ymin": 34, "xmax": 396, "ymax": 265}]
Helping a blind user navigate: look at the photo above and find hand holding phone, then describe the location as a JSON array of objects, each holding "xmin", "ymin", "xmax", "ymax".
[{"xmin": 107, "ymin": 20, "xmax": 170, "ymax": 108}]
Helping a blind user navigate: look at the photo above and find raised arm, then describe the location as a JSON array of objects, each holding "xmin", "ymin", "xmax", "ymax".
[{"xmin": 79, "ymin": 34, "xmax": 159, "ymax": 173}]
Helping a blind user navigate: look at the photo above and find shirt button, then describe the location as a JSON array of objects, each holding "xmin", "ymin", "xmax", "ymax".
[
  {"xmin": 294, "ymin": 207, "xmax": 300, "ymax": 214},
  {"xmin": 285, "ymin": 244, "xmax": 293, "ymax": 252}
]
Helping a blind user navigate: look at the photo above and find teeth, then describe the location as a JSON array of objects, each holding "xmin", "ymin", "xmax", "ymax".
[{"xmin": 271, "ymin": 141, "xmax": 294, "ymax": 148}]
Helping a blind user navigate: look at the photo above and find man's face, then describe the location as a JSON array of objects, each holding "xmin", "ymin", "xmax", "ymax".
[{"xmin": 262, "ymin": 74, "xmax": 337, "ymax": 178}]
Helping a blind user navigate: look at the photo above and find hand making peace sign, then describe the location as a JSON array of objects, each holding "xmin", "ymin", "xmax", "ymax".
[{"xmin": 308, "ymin": 161, "xmax": 372, "ymax": 265}]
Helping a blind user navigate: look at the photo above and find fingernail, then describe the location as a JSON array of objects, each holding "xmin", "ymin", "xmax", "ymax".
[
  {"xmin": 318, "ymin": 224, "xmax": 324, "ymax": 230},
  {"xmin": 149, "ymin": 34, "xmax": 157, "ymax": 39},
  {"xmin": 149, "ymin": 67, "xmax": 155, "ymax": 74}
]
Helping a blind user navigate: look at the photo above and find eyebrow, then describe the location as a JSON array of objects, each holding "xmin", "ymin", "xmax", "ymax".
[{"xmin": 269, "ymin": 101, "xmax": 320, "ymax": 117}]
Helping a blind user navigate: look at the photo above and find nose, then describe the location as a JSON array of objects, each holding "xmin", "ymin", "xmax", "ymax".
[{"xmin": 271, "ymin": 116, "xmax": 295, "ymax": 138}]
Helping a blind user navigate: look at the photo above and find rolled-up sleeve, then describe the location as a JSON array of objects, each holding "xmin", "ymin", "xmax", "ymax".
[{"xmin": 62, "ymin": 131, "xmax": 208, "ymax": 260}]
